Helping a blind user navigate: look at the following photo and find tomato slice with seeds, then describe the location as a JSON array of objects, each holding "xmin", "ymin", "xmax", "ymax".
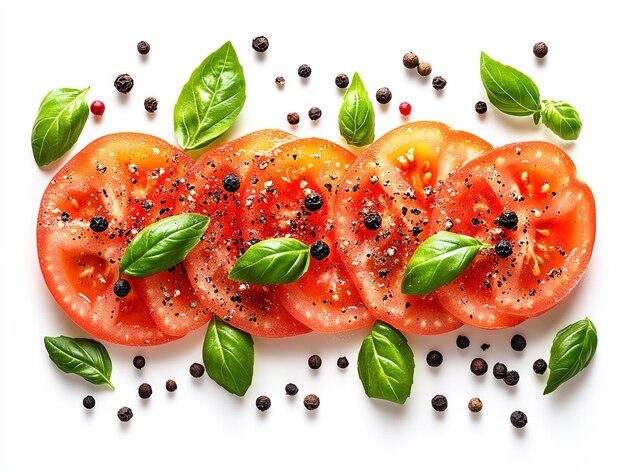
[
  {"xmin": 430, "ymin": 142, "xmax": 595, "ymax": 327},
  {"xmin": 37, "ymin": 133, "xmax": 196, "ymax": 346},
  {"xmin": 178, "ymin": 130, "xmax": 312, "ymax": 338},
  {"xmin": 334, "ymin": 121, "xmax": 493, "ymax": 334},
  {"xmin": 240, "ymin": 138, "xmax": 373, "ymax": 332}
]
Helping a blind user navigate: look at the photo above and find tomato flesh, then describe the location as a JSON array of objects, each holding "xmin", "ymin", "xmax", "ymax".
[
  {"xmin": 430, "ymin": 142, "xmax": 596, "ymax": 327},
  {"xmin": 334, "ymin": 121, "xmax": 493, "ymax": 334}
]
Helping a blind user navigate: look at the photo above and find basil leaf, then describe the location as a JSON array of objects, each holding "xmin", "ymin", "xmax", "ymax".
[
  {"xmin": 402, "ymin": 231, "xmax": 488, "ymax": 295},
  {"xmin": 544, "ymin": 318, "xmax": 597, "ymax": 395},
  {"xmin": 357, "ymin": 321, "xmax": 415, "ymax": 404},
  {"xmin": 44, "ymin": 336, "xmax": 114, "ymax": 389},
  {"xmin": 203, "ymin": 317, "xmax": 254, "ymax": 396},
  {"xmin": 120, "ymin": 213, "xmax": 210, "ymax": 277},
  {"xmin": 541, "ymin": 100, "xmax": 582, "ymax": 140},
  {"xmin": 174, "ymin": 40, "xmax": 246, "ymax": 150},
  {"xmin": 31, "ymin": 87, "xmax": 90, "ymax": 167},
  {"xmin": 338, "ymin": 72, "xmax": 375, "ymax": 147},
  {"xmin": 480, "ymin": 52, "xmax": 541, "ymax": 116},
  {"xmin": 228, "ymin": 237, "xmax": 310, "ymax": 285}
]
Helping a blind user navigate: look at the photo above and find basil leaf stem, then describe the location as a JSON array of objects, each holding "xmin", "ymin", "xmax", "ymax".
[
  {"xmin": 44, "ymin": 336, "xmax": 114, "ymax": 389},
  {"xmin": 338, "ymin": 72, "xmax": 375, "ymax": 147},
  {"xmin": 119, "ymin": 213, "xmax": 210, "ymax": 278},
  {"xmin": 402, "ymin": 231, "xmax": 489, "ymax": 295}
]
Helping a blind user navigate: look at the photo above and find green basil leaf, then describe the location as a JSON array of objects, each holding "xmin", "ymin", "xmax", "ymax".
[
  {"xmin": 44, "ymin": 336, "xmax": 114, "ymax": 389},
  {"xmin": 480, "ymin": 52, "xmax": 541, "ymax": 116},
  {"xmin": 540, "ymin": 100, "xmax": 582, "ymax": 140},
  {"xmin": 120, "ymin": 213, "xmax": 210, "ymax": 277},
  {"xmin": 174, "ymin": 40, "xmax": 246, "ymax": 150},
  {"xmin": 203, "ymin": 317, "xmax": 254, "ymax": 396},
  {"xmin": 228, "ymin": 237, "xmax": 310, "ymax": 285},
  {"xmin": 357, "ymin": 321, "xmax": 415, "ymax": 404},
  {"xmin": 402, "ymin": 231, "xmax": 488, "ymax": 295},
  {"xmin": 31, "ymin": 87, "xmax": 90, "ymax": 167},
  {"xmin": 544, "ymin": 318, "xmax": 597, "ymax": 395},
  {"xmin": 338, "ymin": 72, "xmax": 375, "ymax": 147}
]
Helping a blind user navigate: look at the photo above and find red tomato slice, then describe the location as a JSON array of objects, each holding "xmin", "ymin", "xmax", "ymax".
[
  {"xmin": 178, "ymin": 130, "xmax": 312, "ymax": 338},
  {"xmin": 430, "ymin": 142, "xmax": 596, "ymax": 327},
  {"xmin": 334, "ymin": 122, "xmax": 493, "ymax": 334},
  {"xmin": 240, "ymin": 138, "xmax": 373, "ymax": 332},
  {"xmin": 37, "ymin": 133, "xmax": 196, "ymax": 346}
]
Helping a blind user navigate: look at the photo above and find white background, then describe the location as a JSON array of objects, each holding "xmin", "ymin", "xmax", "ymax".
[{"xmin": 1, "ymin": 1, "xmax": 624, "ymax": 470}]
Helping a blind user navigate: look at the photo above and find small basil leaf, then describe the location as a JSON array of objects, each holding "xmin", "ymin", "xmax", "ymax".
[
  {"xmin": 120, "ymin": 213, "xmax": 210, "ymax": 278},
  {"xmin": 357, "ymin": 321, "xmax": 415, "ymax": 404},
  {"xmin": 31, "ymin": 87, "xmax": 90, "ymax": 167},
  {"xmin": 203, "ymin": 317, "xmax": 254, "ymax": 396},
  {"xmin": 44, "ymin": 336, "xmax": 114, "ymax": 389},
  {"xmin": 402, "ymin": 231, "xmax": 488, "ymax": 295},
  {"xmin": 338, "ymin": 72, "xmax": 375, "ymax": 147},
  {"xmin": 174, "ymin": 40, "xmax": 246, "ymax": 150},
  {"xmin": 228, "ymin": 237, "xmax": 310, "ymax": 285},
  {"xmin": 480, "ymin": 52, "xmax": 541, "ymax": 116},
  {"xmin": 541, "ymin": 100, "xmax": 582, "ymax": 140},
  {"xmin": 544, "ymin": 318, "xmax": 597, "ymax": 395}
]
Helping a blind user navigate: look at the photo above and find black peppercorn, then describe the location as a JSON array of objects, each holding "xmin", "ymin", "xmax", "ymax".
[
  {"xmin": 493, "ymin": 362, "xmax": 508, "ymax": 379},
  {"xmin": 303, "ymin": 394, "xmax": 320, "ymax": 410},
  {"xmin": 308, "ymin": 107, "xmax": 322, "ymax": 120},
  {"xmin": 189, "ymin": 362, "xmax": 205, "ymax": 378},
  {"xmin": 114, "ymin": 73, "xmax": 134, "ymax": 94},
  {"xmin": 165, "ymin": 379, "xmax": 177, "ymax": 392},
  {"xmin": 133, "ymin": 355, "xmax": 146, "ymax": 369},
  {"xmin": 285, "ymin": 383, "xmax": 299, "ymax": 396},
  {"xmin": 475, "ymin": 101, "xmax": 488, "ymax": 114},
  {"xmin": 417, "ymin": 61, "xmax": 432, "ymax": 76},
  {"xmin": 510, "ymin": 410, "xmax": 528, "ymax": 428},
  {"xmin": 304, "ymin": 192, "xmax": 324, "ymax": 211},
  {"xmin": 138, "ymin": 383, "xmax": 153, "ymax": 399},
  {"xmin": 468, "ymin": 397, "xmax": 483, "ymax": 413},
  {"xmin": 298, "ymin": 64, "xmax": 312, "ymax": 78},
  {"xmin": 144, "ymin": 97, "xmax": 158, "ymax": 113},
  {"xmin": 222, "ymin": 173, "xmax": 241, "ymax": 192},
  {"xmin": 375, "ymin": 87, "xmax": 392, "ymax": 104},
  {"xmin": 495, "ymin": 240, "xmax": 513, "ymax": 258},
  {"xmin": 275, "ymin": 76, "xmax": 285, "ymax": 86},
  {"xmin": 533, "ymin": 41, "xmax": 548, "ymax": 58},
  {"xmin": 117, "ymin": 406, "xmax": 133, "ymax": 422},
  {"xmin": 90, "ymin": 215, "xmax": 109, "ymax": 233},
  {"xmin": 113, "ymin": 279, "xmax": 131, "ymax": 298},
  {"xmin": 308, "ymin": 354, "xmax": 322, "ymax": 369},
  {"xmin": 364, "ymin": 212, "xmax": 382, "ymax": 231},
  {"xmin": 252, "ymin": 36, "xmax": 269, "ymax": 52},
  {"xmin": 426, "ymin": 350, "xmax": 443, "ymax": 367},
  {"xmin": 337, "ymin": 356, "xmax": 349, "ymax": 368},
  {"xmin": 403, "ymin": 52, "xmax": 419, "ymax": 69},
  {"xmin": 511, "ymin": 334, "xmax": 527, "ymax": 351},
  {"xmin": 256, "ymin": 395, "xmax": 271, "ymax": 411},
  {"xmin": 533, "ymin": 358, "xmax": 547, "ymax": 375},
  {"xmin": 335, "ymin": 73, "xmax": 349, "ymax": 88},
  {"xmin": 83, "ymin": 395, "xmax": 95, "ymax": 409},
  {"xmin": 496, "ymin": 211, "xmax": 518, "ymax": 230},
  {"xmin": 432, "ymin": 76, "xmax": 447, "ymax": 90},
  {"xmin": 504, "ymin": 370, "xmax": 520, "ymax": 386},
  {"xmin": 431, "ymin": 394, "xmax": 448, "ymax": 412},
  {"xmin": 471, "ymin": 358, "xmax": 488, "ymax": 376},
  {"xmin": 137, "ymin": 41, "xmax": 150, "ymax": 55},
  {"xmin": 287, "ymin": 112, "xmax": 300, "ymax": 125},
  {"xmin": 310, "ymin": 241, "xmax": 330, "ymax": 261},
  {"xmin": 456, "ymin": 335, "xmax": 470, "ymax": 349},
  {"xmin": 61, "ymin": 212, "xmax": 71, "ymax": 222},
  {"xmin": 480, "ymin": 343, "xmax": 490, "ymax": 351}
]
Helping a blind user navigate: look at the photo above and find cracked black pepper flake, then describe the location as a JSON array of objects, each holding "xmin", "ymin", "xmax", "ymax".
[
  {"xmin": 335, "ymin": 73, "xmax": 349, "ymax": 88},
  {"xmin": 298, "ymin": 64, "xmax": 312, "ymax": 78},
  {"xmin": 456, "ymin": 335, "xmax": 470, "ymax": 349},
  {"xmin": 308, "ymin": 355, "xmax": 322, "ymax": 369},
  {"xmin": 117, "ymin": 406, "xmax": 133, "ymax": 422},
  {"xmin": 471, "ymin": 358, "xmax": 488, "ymax": 376},
  {"xmin": 303, "ymin": 394, "xmax": 320, "ymax": 410},
  {"xmin": 431, "ymin": 395, "xmax": 448, "ymax": 412},
  {"xmin": 533, "ymin": 358, "xmax": 547, "ymax": 375},
  {"xmin": 83, "ymin": 395, "xmax": 95, "ymax": 409},
  {"xmin": 133, "ymin": 356, "xmax": 146, "ymax": 369},
  {"xmin": 285, "ymin": 383, "xmax": 299, "ymax": 396},
  {"xmin": 376, "ymin": 87, "xmax": 392, "ymax": 104},
  {"xmin": 480, "ymin": 343, "xmax": 490, "ymax": 351},
  {"xmin": 252, "ymin": 36, "xmax": 269, "ymax": 52},
  {"xmin": 493, "ymin": 362, "xmax": 507, "ymax": 379},
  {"xmin": 144, "ymin": 97, "xmax": 158, "ymax": 113},
  {"xmin": 426, "ymin": 351, "xmax": 443, "ymax": 367},
  {"xmin": 510, "ymin": 410, "xmax": 528, "ymax": 428},
  {"xmin": 256, "ymin": 395, "xmax": 271, "ymax": 411},
  {"xmin": 138, "ymin": 383, "xmax": 153, "ymax": 399},
  {"xmin": 504, "ymin": 370, "xmax": 520, "ymax": 386},
  {"xmin": 337, "ymin": 356, "xmax": 349, "ymax": 368},
  {"xmin": 137, "ymin": 41, "xmax": 150, "ymax": 55},
  {"xmin": 533, "ymin": 42, "xmax": 548, "ymax": 58},
  {"xmin": 511, "ymin": 334, "xmax": 527, "ymax": 351},
  {"xmin": 189, "ymin": 362, "xmax": 205, "ymax": 378},
  {"xmin": 114, "ymin": 73, "xmax": 134, "ymax": 94}
]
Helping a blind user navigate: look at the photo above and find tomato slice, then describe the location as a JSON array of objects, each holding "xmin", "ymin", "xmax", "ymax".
[
  {"xmin": 178, "ymin": 130, "xmax": 312, "ymax": 338},
  {"xmin": 239, "ymin": 138, "xmax": 373, "ymax": 332},
  {"xmin": 430, "ymin": 142, "xmax": 596, "ymax": 327},
  {"xmin": 334, "ymin": 121, "xmax": 493, "ymax": 334},
  {"xmin": 37, "ymin": 133, "xmax": 196, "ymax": 346}
]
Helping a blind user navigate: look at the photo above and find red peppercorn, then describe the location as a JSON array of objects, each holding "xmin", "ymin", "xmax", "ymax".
[
  {"xmin": 399, "ymin": 102, "xmax": 412, "ymax": 116},
  {"xmin": 90, "ymin": 100, "xmax": 105, "ymax": 116}
]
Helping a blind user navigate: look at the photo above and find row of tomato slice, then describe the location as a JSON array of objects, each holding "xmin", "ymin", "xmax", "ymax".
[{"xmin": 37, "ymin": 122, "xmax": 596, "ymax": 346}]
